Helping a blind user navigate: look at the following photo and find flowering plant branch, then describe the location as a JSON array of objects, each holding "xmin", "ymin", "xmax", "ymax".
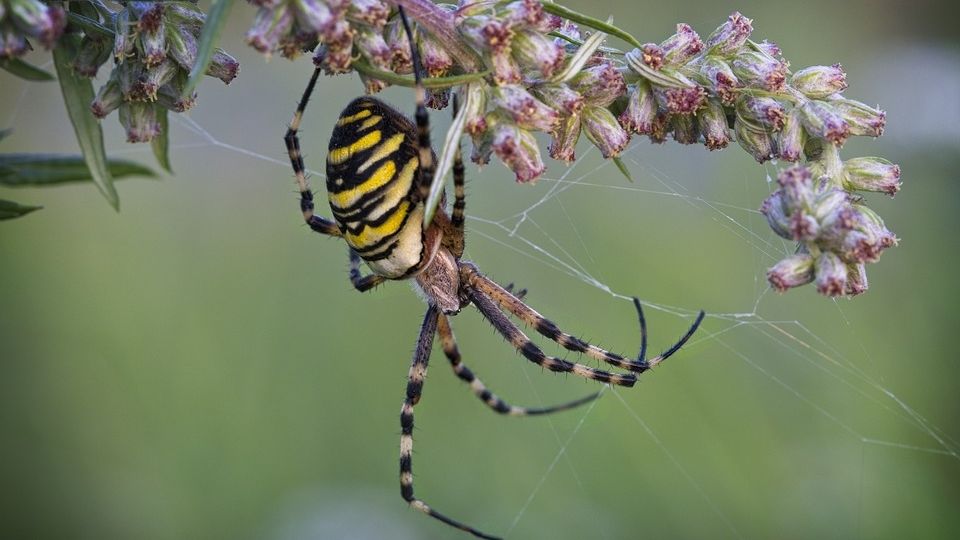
[{"xmin": 0, "ymin": 0, "xmax": 901, "ymax": 298}]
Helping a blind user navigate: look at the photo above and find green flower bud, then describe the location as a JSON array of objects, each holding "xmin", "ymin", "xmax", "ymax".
[
  {"xmin": 119, "ymin": 101, "xmax": 161, "ymax": 143},
  {"xmin": 167, "ymin": 23, "xmax": 199, "ymax": 70},
  {"xmin": 72, "ymin": 35, "xmax": 112, "ymax": 78},
  {"xmin": 618, "ymin": 80, "xmax": 657, "ymax": 135},
  {"xmin": 464, "ymin": 84, "xmax": 489, "ymax": 136},
  {"xmin": 705, "ymin": 12, "xmax": 753, "ymax": 57},
  {"xmin": 137, "ymin": 4, "xmax": 166, "ymax": 68},
  {"xmin": 548, "ymin": 114, "xmax": 582, "ymax": 163},
  {"xmin": 206, "ymin": 49, "xmax": 240, "ymax": 85},
  {"xmin": 671, "ymin": 114, "xmax": 699, "ymax": 145},
  {"xmin": 792, "ymin": 64, "xmax": 848, "ymax": 99},
  {"xmin": 845, "ymin": 263, "xmax": 868, "ymax": 296},
  {"xmin": 800, "ymin": 101, "xmax": 850, "ymax": 146},
  {"xmin": 491, "ymin": 85, "xmax": 559, "ymax": 132},
  {"xmin": 829, "ymin": 97, "xmax": 886, "ymax": 137},
  {"xmin": 570, "ymin": 63, "xmax": 627, "ymax": 108},
  {"xmin": 511, "ymin": 28, "xmax": 564, "ymax": 78},
  {"xmin": 114, "ymin": 9, "xmax": 134, "ymax": 60},
  {"xmin": 91, "ymin": 75, "xmax": 123, "ymax": 119},
  {"xmin": 660, "ymin": 23, "xmax": 703, "ymax": 67},
  {"xmin": 767, "ymin": 254, "xmax": 815, "ymax": 293},
  {"xmin": 777, "ymin": 108, "xmax": 805, "ymax": 162},
  {"xmin": 734, "ymin": 116, "xmax": 775, "ymax": 162},
  {"xmin": 815, "ymin": 252, "xmax": 847, "ymax": 297},
  {"xmin": 582, "ymin": 105, "xmax": 630, "ymax": 158},
  {"xmin": 731, "ymin": 50, "xmax": 787, "ymax": 92},
  {"xmin": 842, "ymin": 157, "xmax": 901, "ymax": 196},
  {"xmin": 736, "ymin": 96, "xmax": 786, "ymax": 131},
  {"xmin": 529, "ymin": 83, "xmax": 584, "ymax": 116},
  {"xmin": 698, "ymin": 98, "xmax": 730, "ymax": 150}
]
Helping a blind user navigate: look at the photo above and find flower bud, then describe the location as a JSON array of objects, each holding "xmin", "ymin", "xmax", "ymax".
[
  {"xmin": 491, "ymin": 85, "xmax": 559, "ymax": 132},
  {"xmin": 206, "ymin": 49, "xmax": 240, "ymax": 85},
  {"xmin": 800, "ymin": 101, "xmax": 850, "ymax": 146},
  {"xmin": 529, "ymin": 83, "xmax": 584, "ymax": 116},
  {"xmin": 346, "ymin": 0, "xmax": 389, "ymax": 28},
  {"xmin": 385, "ymin": 18, "xmax": 412, "ymax": 73},
  {"xmin": 699, "ymin": 57, "xmax": 740, "ymax": 105},
  {"xmin": 464, "ymin": 84, "xmax": 489, "ymax": 136},
  {"xmin": 246, "ymin": 4, "xmax": 296, "ymax": 55},
  {"xmin": 792, "ymin": 64, "xmax": 847, "ymax": 99},
  {"xmin": 705, "ymin": 12, "xmax": 753, "ymax": 57},
  {"xmin": 166, "ymin": 3, "xmax": 206, "ymax": 31},
  {"xmin": 460, "ymin": 16, "xmax": 512, "ymax": 53},
  {"xmin": 777, "ymin": 165, "xmax": 816, "ymax": 212},
  {"xmin": 490, "ymin": 49, "xmax": 522, "ymax": 85},
  {"xmin": 0, "ymin": 24, "xmax": 30, "ymax": 59},
  {"xmin": 814, "ymin": 252, "xmax": 847, "ymax": 297},
  {"xmin": 777, "ymin": 108, "xmax": 805, "ymax": 161},
  {"xmin": 137, "ymin": 4, "xmax": 166, "ymax": 68},
  {"xmin": 167, "ymin": 24, "xmax": 199, "ymax": 70},
  {"xmin": 660, "ymin": 23, "xmax": 703, "ymax": 67},
  {"xmin": 91, "ymin": 75, "xmax": 123, "ymax": 119},
  {"xmin": 731, "ymin": 51, "xmax": 787, "ymax": 92},
  {"xmin": 767, "ymin": 254, "xmax": 815, "ymax": 293},
  {"xmin": 570, "ymin": 63, "xmax": 627, "ymax": 108},
  {"xmin": 9, "ymin": 0, "xmax": 65, "ymax": 49},
  {"xmin": 698, "ymin": 98, "xmax": 730, "ymax": 150},
  {"xmin": 549, "ymin": 114, "xmax": 581, "ymax": 163},
  {"xmin": 638, "ymin": 43, "xmax": 665, "ymax": 70},
  {"xmin": 582, "ymin": 106, "xmax": 630, "ymax": 158},
  {"xmin": 291, "ymin": 0, "xmax": 337, "ymax": 36},
  {"xmin": 492, "ymin": 123, "xmax": 546, "ymax": 182},
  {"xmin": 137, "ymin": 60, "xmax": 178, "ymax": 102},
  {"xmin": 829, "ymin": 97, "xmax": 886, "ymax": 137},
  {"xmin": 845, "ymin": 263, "xmax": 868, "ymax": 296},
  {"xmin": 511, "ymin": 29, "xmax": 564, "ymax": 78},
  {"xmin": 811, "ymin": 188, "xmax": 850, "ymax": 226},
  {"xmin": 618, "ymin": 80, "xmax": 657, "ymax": 135},
  {"xmin": 760, "ymin": 191, "xmax": 791, "ymax": 239},
  {"xmin": 655, "ymin": 85, "xmax": 706, "ymax": 115},
  {"xmin": 754, "ymin": 40, "xmax": 781, "ymax": 58},
  {"xmin": 736, "ymin": 96, "xmax": 786, "ymax": 131},
  {"xmin": 647, "ymin": 112, "xmax": 671, "ymax": 144},
  {"xmin": 505, "ymin": 0, "xmax": 554, "ymax": 31},
  {"xmin": 114, "ymin": 9, "xmax": 134, "ymax": 60},
  {"xmin": 734, "ymin": 117, "xmax": 775, "ymax": 162},
  {"xmin": 72, "ymin": 35, "xmax": 112, "ymax": 78},
  {"xmin": 842, "ymin": 157, "xmax": 901, "ymax": 196},
  {"xmin": 671, "ymin": 114, "xmax": 699, "ymax": 145},
  {"xmin": 425, "ymin": 88, "xmax": 450, "ymax": 110},
  {"xmin": 419, "ymin": 32, "xmax": 454, "ymax": 78},
  {"xmin": 119, "ymin": 102, "xmax": 161, "ymax": 143}
]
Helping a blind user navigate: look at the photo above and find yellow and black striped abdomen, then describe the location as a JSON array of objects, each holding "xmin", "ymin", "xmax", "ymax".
[{"xmin": 326, "ymin": 97, "xmax": 426, "ymax": 279}]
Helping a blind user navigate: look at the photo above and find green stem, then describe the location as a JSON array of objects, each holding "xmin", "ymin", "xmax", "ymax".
[
  {"xmin": 541, "ymin": 2, "xmax": 643, "ymax": 49},
  {"xmin": 352, "ymin": 59, "xmax": 489, "ymax": 89},
  {"xmin": 66, "ymin": 12, "xmax": 114, "ymax": 39}
]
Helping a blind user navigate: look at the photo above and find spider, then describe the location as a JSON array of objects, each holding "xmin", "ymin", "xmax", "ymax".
[{"xmin": 283, "ymin": 8, "xmax": 705, "ymax": 539}]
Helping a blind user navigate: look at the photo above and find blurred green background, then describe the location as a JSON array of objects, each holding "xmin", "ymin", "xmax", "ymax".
[{"xmin": 2, "ymin": 1, "xmax": 958, "ymax": 539}]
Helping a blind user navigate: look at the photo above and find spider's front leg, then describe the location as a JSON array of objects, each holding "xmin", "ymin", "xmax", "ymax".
[
  {"xmin": 285, "ymin": 67, "xmax": 341, "ymax": 238},
  {"xmin": 400, "ymin": 306, "xmax": 500, "ymax": 540},
  {"xmin": 348, "ymin": 250, "xmax": 385, "ymax": 292}
]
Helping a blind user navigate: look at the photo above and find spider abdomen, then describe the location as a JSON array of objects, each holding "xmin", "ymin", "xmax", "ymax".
[{"xmin": 326, "ymin": 97, "xmax": 426, "ymax": 279}]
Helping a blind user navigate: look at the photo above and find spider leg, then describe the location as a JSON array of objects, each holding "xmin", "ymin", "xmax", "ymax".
[
  {"xmin": 437, "ymin": 313, "xmax": 600, "ymax": 416},
  {"xmin": 503, "ymin": 283, "xmax": 528, "ymax": 300},
  {"xmin": 397, "ymin": 7, "xmax": 434, "ymax": 205},
  {"xmin": 400, "ymin": 305, "xmax": 501, "ymax": 540},
  {"xmin": 466, "ymin": 265, "xmax": 704, "ymax": 372},
  {"xmin": 285, "ymin": 67, "xmax": 341, "ymax": 237},
  {"xmin": 467, "ymin": 287, "xmax": 637, "ymax": 387},
  {"xmin": 447, "ymin": 92, "xmax": 466, "ymax": 258},
  {"xmin": 348, "ymin": 249, "xmax": 386, "ymax": 292}
]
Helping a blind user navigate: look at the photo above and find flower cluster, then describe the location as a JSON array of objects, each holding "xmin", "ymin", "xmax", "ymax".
[
  {"xmin": 762, "ymin": 165, "xmax": 896, "ymax": 296},
  {"xmin": 88, "ymin": 2, "xmax": 239, "ymax": 143},
  {"xmin": 0, "ymin": 0, "xmax": 65, "ymax": 59}
]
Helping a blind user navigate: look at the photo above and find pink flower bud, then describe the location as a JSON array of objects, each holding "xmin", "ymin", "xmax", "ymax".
[
  {"xmin": 829, "ymin": 97, "xmax": 886, "ymax": 137},
  {"xmin": 776, "ymin": 165, "xmax": 816, "ymax": 212},
  {"xmin": 137, "ymin": 5, "xmax": 166, "ymax": 68},
  {"xmin": 842, "ymin": 157, "xmax": 901, "ymax": 196},
  {"xmin": 9, "ymin": 0, "xmax": 65, "ymax": 49},
  {"xmin": 767, "ymin": 254, "xmax": 815, "ymax": 293},
  {"xmin": 570, "ymin": 63, "xmax": 627, "ymax": 108},
  {"xmin": 698, "ymin": 98, "xmax": 731, "ymax": 150},
  {"xmin": 731, "ymin": 51, "xmax": 787, "ymax": 92},
  {"xmin": 760, "ymin": 191, "xmax": 792, "ymax": 239},
  {"xmin": 549, "ymin": 114, "xmax": 581, "ymax": 163},
  {"xmin": 618, "ymin": 80, "xmax": 658, "ymax": 135},
  {"xmin": 705, "ymin": 12, "xmax": 753, "ymax": 57},
  {"xmin": 246, "ymin": 5, "xmax": 296, "ymax": 54},
  {"xmin": 346, "ymin": 0, "xmax": 389, "ymax": 28},
  {"xmin": 815, "ymin": 252, "xmax": 847, "ymax": 297},
  {"xmin": 511, "ymin": 29, "xmax": 564, "ymax": 78},
  {"xmin": 699, "ymin": 57, "xmax": 740, "ymax": 105},
  {"xmin": 491, "ymin": 85, "xmax": 559, "ymax": 132},
  {"xmin": 492, "ymin": 123, "xmax": 546, "ymax": 182},
  {"xmin": 167, "ymin": 24, "xmax": 199, "ymax": 70},
  {"xmin": 660, "ymin": 23, "xmax": 703, "ymax": 67},
  {"xmin": 529, "ymin": 83, "xmax": 583, "ymax": 116},
  {"xmin": 419, "ymin": 32, "xmax": 454, "ymax": 77},
  {"xmin": 581, "ymin": 105, "xmax": 630, "ymax": 158},
  {"xmin": 792, "ymin": 64, "xmax": 848, "ymax": 99},
  {"xmin": 206, "ymin": 49, "xmax": 240, "ymax": 84},
  {"xmin": 736, "ymin": 96, "xmax": 786, "ymax": 131},
  {"xmin": 800, "ymin": 101, "xmax": 850, "ymax": 146}
]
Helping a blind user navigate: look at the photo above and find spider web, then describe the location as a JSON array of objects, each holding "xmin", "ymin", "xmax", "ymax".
[{"xmin": 5, "ymin": 70, "xmax": 957, "ymax": 539}]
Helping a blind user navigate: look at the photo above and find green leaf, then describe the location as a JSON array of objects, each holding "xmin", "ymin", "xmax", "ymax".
[
  {"xmin": 0, "ymin": 199, "xmax": 42, "ymax": 220},
  {"xmin": 612, "ymin": 156, "xmax": 633, "ymax": 182},
  {"xmin": 0, "ymin": 154, "xmax": 155, "ymax": 186},
  {"xmin": 181, "ymin": 0, "xmax": 234, "ymax": 99},
  {"xmin": 552, "ymin": 26, "xmax": 608, "ymax": 84},
  {"xmin": 65, "ymin": 11, "xmax": 115, "ymax": 39},
  {"xmin": 151, "ymin": 108, "xmax": 172, "ymax": 174},
  {"xmin": 424, "ymin": 83, "xmax": 477, "ymax": 229},
  {"xmin": 541, "ymin": 2, "xmax": 642, "ymax": 49},
  {"xmin": 0, "ymin": 58, "xmax": 55, "ymax": 81},
  {"xmin": 52, "ymin": 36, "xmax": 119, "ymax": 210}
]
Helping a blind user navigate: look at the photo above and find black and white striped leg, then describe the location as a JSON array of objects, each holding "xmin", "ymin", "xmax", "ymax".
[
  {"xmin": 468, "ymin": 288, "xmax": 638, "ymax": 387},
  {"xmin": 467, "ymin": 265, "xmax": 704, "ymax": 373},
  {"xmin": 448, "ymin": 93, "xmax": 467, "ymax": 257},
  {"xmin": 437, "ymin": 313, "xmax": 600, "ymax": 416},
  {"xmin": 285, "ymin": 67, "xmax": 341, "ymax": 237},
  {"xmin": 397, "ymin": 6, "xmax": 434, "ymax": 205},
  {"xmin": 400, "ymin": 306, "xmax": 500, "ymax": 540},
  {"xmin": 348, "ymin": 250, "xmax": 386, "ymax": 292}
]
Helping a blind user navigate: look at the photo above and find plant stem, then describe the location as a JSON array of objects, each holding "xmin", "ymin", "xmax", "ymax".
[{"xmin": 541, "ymin": 2, "xmax": 643, "ymax": 49}]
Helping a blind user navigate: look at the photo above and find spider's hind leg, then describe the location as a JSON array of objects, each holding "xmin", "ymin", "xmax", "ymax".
[{"xmin": 348, "ymin": 250, "xmax": 386, "ymax": 292}]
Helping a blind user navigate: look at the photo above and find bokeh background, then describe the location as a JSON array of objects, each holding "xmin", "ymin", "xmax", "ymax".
[{"xmin": 2, "ymin": 1, "xmax": 958, "ymax": 539}]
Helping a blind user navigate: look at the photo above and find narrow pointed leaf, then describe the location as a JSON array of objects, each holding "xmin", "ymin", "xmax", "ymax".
[
  {"xmin": 552, "ymin": 26, "xmax": 608, "ymax": 84},
  {"xmin": 0, "ymin": 58, "xmax": 55, "ymax": 81},
  {"xmin": 181, "ymin": 0, "xmax": 234, "ymax": 99},
  {"xmin": 612, "ymin": 156, "xmax": 632, "ymax": 182},
  {"xmin": 52, "ymin": 36, "xmax": 119, "ymax": 209},
  {"xmin": 424, "ymin": 83, "xmax": 475, "ymax": 229},
  {"xmin": 0, "ymin": 154, "xmax": 155, "ymax": 186},
  {"xmin": 151, "ymin": 108, "xmax": 172, "ymax": 173},
  {"xmin": 0, "ymin": 199, "xmax": 42, "ymax": 220}
]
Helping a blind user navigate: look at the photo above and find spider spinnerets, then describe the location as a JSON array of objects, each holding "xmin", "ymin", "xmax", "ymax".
[{"xmin": 283, "ymin": 7, "xmax": 705, "ymax": 539}]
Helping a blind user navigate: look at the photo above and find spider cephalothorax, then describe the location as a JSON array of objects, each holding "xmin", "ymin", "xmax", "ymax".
[{"xmin": 284, "ymin": 8, "xmax": 704, "ymax": 539}]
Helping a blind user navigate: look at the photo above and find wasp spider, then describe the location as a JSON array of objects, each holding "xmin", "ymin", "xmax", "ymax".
[{"xmin": 284, "ymin": 8, "xmax": 704, "ymax": 539}]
